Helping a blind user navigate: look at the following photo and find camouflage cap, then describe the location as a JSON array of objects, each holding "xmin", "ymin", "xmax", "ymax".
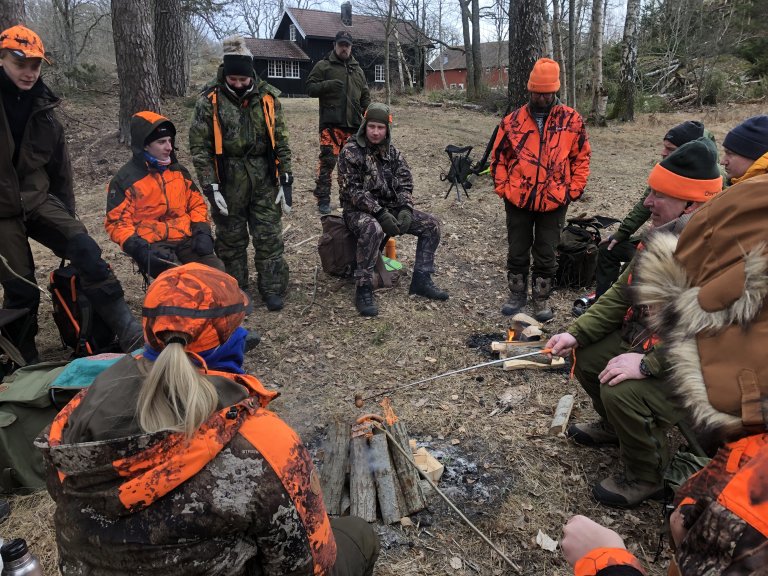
[{"xmin": 0, "ymin": 25, "xmax": 50, "ymax": 63}]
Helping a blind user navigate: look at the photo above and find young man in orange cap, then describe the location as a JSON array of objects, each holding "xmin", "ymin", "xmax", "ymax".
[
  {"xmin": 0, "ymin": 25, "xmax": 142, "ymax": 363},
  {"xmin": 491, "ymin": 57, "xmax": 591, "ymax": 321},
  {"xmin": 546, "ymin": 138, "xmax": 722, "ymax": 508}
]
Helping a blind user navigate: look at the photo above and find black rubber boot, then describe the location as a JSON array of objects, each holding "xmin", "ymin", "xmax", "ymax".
[
  {"xmin": 355, "ymin": 284, "xmax": 378, "ymax": 317},
  {"xmin": 92, "ymin": 298, "xmax": 144, "ymax": 352},
  {"xmin": 318, "ymin": 201, "xmax": 332, "ymax": 215},
  {"xmin": 245, "ymin": 330, "xmax": 261, "ymax": 351},
  {"xmin": 409, "ymin": 272, "xmax": 448, "ymax": 301},
  {"xmin": 265, "ymin": 294, "xmax": 284, "ymax": 311}
]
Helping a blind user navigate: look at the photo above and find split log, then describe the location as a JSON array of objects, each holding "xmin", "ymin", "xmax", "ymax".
[
  {"xmin": 369, "ymin": 432, "xmax": 403, "ymax": 524},
  {"xmin": 350, "ymin": 434, "xmax": 377, "ymax": 522},
  {"xmin": 549, "ymin": 394, "xmax": 575, "ymax": 435},
  {"xmin": 503, "ymin": 356, "xmax": 565, "ymax": 371},
  {"xmin": 320, "ymin": 418, "xmax": 350, "ymax": 515},
  {"xmin": 385, "ymin": 420, "xmax": 426, "ymax": 515}
]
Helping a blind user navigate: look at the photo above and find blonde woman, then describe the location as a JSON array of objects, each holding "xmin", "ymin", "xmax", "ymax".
[{"xmin": 37, "ymin": 263, "xmax": 379, "ymax": 575}]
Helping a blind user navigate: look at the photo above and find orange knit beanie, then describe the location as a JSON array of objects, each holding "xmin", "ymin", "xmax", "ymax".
[{"xmin": 527, "ymin": 58, "xmax": 561, "ymax": 93}]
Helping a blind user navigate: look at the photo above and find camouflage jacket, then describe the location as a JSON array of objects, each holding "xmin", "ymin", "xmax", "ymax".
[
  {"xmin": 36, "ymin": 355, "xmax": 336, "ymax": 576},
  {"xmin": 337, "ymin": 137, "xmax": 414, "ymax": 214},
  {"xmin": 189, "ymin": 68, "xmax": 292, "ymax": 192}
]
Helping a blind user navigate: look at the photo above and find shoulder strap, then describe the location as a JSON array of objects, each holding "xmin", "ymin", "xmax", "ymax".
[
  {"xmin": 205, "ymin": 87, "xmax": 226, "ymax": 183},
  {"xmin": 261, "ymin": 93, "xmax": 280, "ymax": 181}
]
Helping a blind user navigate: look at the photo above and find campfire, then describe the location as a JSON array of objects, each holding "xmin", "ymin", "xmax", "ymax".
[{"xmin": 490, "ymin": 313, "xmax": 565, "ymax": 370}]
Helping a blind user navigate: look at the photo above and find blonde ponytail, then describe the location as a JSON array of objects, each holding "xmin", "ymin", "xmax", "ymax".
[{"xmin": 137, "ymin": 342, "xmax": 219, "ymax": 438}]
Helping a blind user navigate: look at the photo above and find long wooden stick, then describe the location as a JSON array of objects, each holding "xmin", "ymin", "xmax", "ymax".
[{"xmin": 373, "ymin": 423, "xmax": 522, "ymax": 573}]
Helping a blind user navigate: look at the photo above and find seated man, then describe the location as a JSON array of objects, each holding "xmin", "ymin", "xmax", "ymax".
[
  {"xmin": 106, "ymin": 111, "xmax": 225, "ymax": 279},
  {"xmin": 595, "ymin": 120, "xmax": 712, "ymax": 299},
  {"xmin": 546, "ymin": 138, "xmax": 722, "ymax": 508},
  {"xmin": 0, "ymin": 25, "xmax": 142, "ymax": 361},
  {"xmin": 721, "ymin": 114, "xmax": 768, "ymax": 184},
  {"xmin": 337, "ymin": 103, "xmax": 448, "ymax": 317}
]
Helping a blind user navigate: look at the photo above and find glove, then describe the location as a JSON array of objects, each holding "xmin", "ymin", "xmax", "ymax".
[
  {"xmin": 275, "ymin": 173, "xmax": 293, "ymax": 215},
  {"xmin": 123, "ymin": 237, "xmax": 175, "ymax": 277},
  {"xmin": 375, "ymin": 209, "xmax": 400, "ymax": 237},
  {"xmin": 192, "ymin": 232, "xmax": 215, "ymax": 256},
  {"xmin": 396, "ymin": 209, "xmax": 413, "ymax": 235},
  {"xmin": 323, "ymin": 79, "xmax": 344, "ymax": 93},
  {"xmin": 203, "ymin": 183, "xmax": 229, "ymax": 216}
]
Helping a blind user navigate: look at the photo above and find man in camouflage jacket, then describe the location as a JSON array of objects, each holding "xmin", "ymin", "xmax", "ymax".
[
  {"xmin": 189, "ymin": 36, "xmax": 293, "ymax": 311},
  {"xmin": 337, "ymin": 103, "xmax": 448, "ymax": 317},
  {"xmin": 306, "ymin": 31, "xmax": 370, "ymax": 215}
]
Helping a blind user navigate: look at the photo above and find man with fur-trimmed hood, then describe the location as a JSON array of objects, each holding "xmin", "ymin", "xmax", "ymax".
[
  {"xmin": 546, "ymin": 138, "xmax": 722, "ymax": 508},
  {"xmin": 559, "ymin": 117, "xmax": 768, "ymax": 575}
]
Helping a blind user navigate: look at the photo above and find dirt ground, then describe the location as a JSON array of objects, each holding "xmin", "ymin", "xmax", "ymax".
[{"xmin": 4, "ymin": 90, "xmax": 765, "ymax": 575}]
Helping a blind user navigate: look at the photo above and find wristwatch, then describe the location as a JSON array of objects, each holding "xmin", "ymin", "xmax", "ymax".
[{"xmin": 639, "ymin": 357, "xmax": 652, "ymax": 377}]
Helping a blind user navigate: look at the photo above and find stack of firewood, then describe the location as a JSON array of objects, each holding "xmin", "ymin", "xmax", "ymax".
[{"xmin": 320, "ymin": 404, "xmax": 428, "ymax": 524}]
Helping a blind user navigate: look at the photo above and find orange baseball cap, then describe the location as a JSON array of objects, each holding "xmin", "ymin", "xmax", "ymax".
[{"xmin": 0, "ymin": 25, "xmax": 50, "ymax": 64}]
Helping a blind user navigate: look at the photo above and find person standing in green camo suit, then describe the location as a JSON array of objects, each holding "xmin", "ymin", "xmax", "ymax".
[{"xmin": 189, "ymin": 36, "xmax": 293, "ymax": 311}]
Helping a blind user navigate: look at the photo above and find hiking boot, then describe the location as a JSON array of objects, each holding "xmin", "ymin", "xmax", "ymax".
[
  {"xmin": 265, "ymin": 294, "xmax": 284, "ymax": 311},
  {"xmin": 409, "ymin": 271, "xmax": 448, "ymax": 301},
  {"xmin": 567, "ymin": 420, "xmax": 620, "ymax": 446},
  {"xmin": 0, "ymin": 498, "xmax": 9, "ymax": 523},
  {"xmin": 92, "ymin": 297, "xmax": 144, "ymax": 352},
  {"xmin": 592, "ymin": 474, "xmax": 666, "ymax": 508},
  {"xmin": 355, "ymin": 284, "xmax": 378, "ymax": 317},
  {"xmin": 245, "ymin": 330, "xmax": 261, "ymax": 351},
  {"xmin": 318, "ymin": 201, "xmax": 332, "ymax": 215},
  {"xmin": 531, "ymin": 276, "xmax": 554, "ymax": 322},
  {"xmin": 501, "ymin": 273, "xmax": 527, "ymax": 316}
]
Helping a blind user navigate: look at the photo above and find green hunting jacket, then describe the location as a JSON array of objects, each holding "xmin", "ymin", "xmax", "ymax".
[
  {"xmin": 188, "ymin": 67, "xmax": 292, "ymax": 192},
  {"xmin": 306, "ymin": 51, "xmax": 370, "ymax": 131}
]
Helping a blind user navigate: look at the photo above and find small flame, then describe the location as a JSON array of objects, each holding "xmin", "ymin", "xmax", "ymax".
[
  {"xmin": 381, "ymin": 397, "xmax": 398, "ymax": 426},
  {"xmin": 506, "ymin": 329, "xmax": 516, "ymax": 342}
]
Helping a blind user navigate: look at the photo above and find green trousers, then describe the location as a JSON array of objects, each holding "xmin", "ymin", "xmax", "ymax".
[
  {"xmin": 574, "ymin": 329, "xmax": 682, "ymax": 483},
  {"xmin": 329, "ymin": 516, "xmax": 380, "ymax": 576}
]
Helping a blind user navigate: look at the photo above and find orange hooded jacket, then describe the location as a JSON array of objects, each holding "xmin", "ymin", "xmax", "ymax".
[
  {"xmin": 490, "ymin": 102, "xmax": 591, "ymax": 212},
  {"xmin": 105, "ymin": 111, "xmax": 210, "ymax": 248}
]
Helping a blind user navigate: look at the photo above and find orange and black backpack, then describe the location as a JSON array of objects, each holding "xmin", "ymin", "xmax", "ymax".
[{"xmin": 48, "ymin": 262, "xmax": 120, "ymax": 357}]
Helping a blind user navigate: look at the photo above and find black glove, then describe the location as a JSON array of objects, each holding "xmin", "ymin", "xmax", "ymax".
[
  {"xmin": 192, "ymin": 232, "xmax": 215, "ymax": 256},
  {"xmin": 323, "ymin": 79, "xmax": 344, "ymax": 93},
  {"xmin": 396, "ymin": 209, "xmax": 413, "ymax": 235},
  {"xmin": 123, "ymin": 236, "xmax": 174, "ymax": 277},
  {"xmin": 278, "ymin": 172, "xmax": 293, "ymax": 208},
  {"xmin": 375, "ymin": 209, "xmax": 400, "ymax": 237}
]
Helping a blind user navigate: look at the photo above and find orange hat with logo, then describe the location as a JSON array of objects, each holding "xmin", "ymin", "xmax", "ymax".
[
  {"xmin": 0, "ymin": 25, "xmax": 50, "ymax": 64},
  {"xmin": 142, "ymin": 263, "xmax": 251, "ymax": 353},
  {"xmin": 527, "ymin": 58, "xmax": 560, "ymax": 93}
]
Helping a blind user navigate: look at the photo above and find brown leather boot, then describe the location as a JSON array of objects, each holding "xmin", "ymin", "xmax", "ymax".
[
  {"xmin": 592, "ymin": 473, "xmax": 666, "ymax": 508},
  {"xmin": 501, "ymin": 272, "xmax": 527, "ymax": 316},
  {"xmin": 531, "ymin": 276, "xmax": 554, "ymax": 321}
]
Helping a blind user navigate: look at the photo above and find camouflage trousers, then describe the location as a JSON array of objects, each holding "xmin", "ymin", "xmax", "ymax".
[
  {"xmin": 212, "ymin": 173, "xmax": 288, "ymax": 298},
  {"xmin": 314, "ymin": 127, "xmax": 354, "ymax": 204},
  {"xmin": 344, "ymin": 208, "xmax": 441, "ymax": 287}
]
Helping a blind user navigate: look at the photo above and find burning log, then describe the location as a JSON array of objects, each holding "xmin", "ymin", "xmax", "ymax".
[
  {"xmin": 369, "ymin": 431, "xmax": 403, "ymax": 524},
  {"xmin": 350, "ymin": 421, "xmax": 377, "ymax": 522},
  {"xmin": 382, "ymin": 399, "xmax": 426, "ymax": 515},
  {"xmin": 491, "ymin": 318, "xmax": 564, "ymax": 371}
]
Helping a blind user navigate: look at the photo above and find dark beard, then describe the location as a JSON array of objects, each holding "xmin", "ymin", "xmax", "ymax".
[{"xmin": 528, "ymin": 98, "xmax": 554, "ymax": 114}]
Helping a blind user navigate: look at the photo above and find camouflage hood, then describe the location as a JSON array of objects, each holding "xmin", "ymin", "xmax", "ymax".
[
  {"xmin": 130, "ymin": 111, "xmax": 177, "ymax": 158},
  {"xmin": 355, "ymin": 102, "xmax": 392, "ymax": 148}
]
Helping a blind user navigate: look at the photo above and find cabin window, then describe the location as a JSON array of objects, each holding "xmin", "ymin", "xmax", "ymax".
[
  {"xmin": 375, "ymin": 64, "xmax": 385, "ymax": 83},
  {"xmin": 268, "ymin": 61, "xmax": 283, "ymax": 78},
  {"xmin": 285, "ymin": 61, "xmax": 301, "ymax": 79},
  {"xmin": 289, "ymin": 24, "xmax": 297, "ymax": 41}
]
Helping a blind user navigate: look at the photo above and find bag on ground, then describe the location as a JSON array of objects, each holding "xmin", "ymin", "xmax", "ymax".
[
  {"xmin": 556, "ymin": 219, "xmax": 601, "ymax": 289},
  {"xmin": 49, "ymin": 263, "xmax": 120, "ymax": 357}
]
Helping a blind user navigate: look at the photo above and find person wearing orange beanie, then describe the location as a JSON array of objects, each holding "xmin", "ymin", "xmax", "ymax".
[{"xmin": 491, "ymin": 57, "xmax": 591, "ymax": 321}]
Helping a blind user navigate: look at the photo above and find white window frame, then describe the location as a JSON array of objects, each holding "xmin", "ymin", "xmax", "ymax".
[
  {"xmin": 285, "ymin": 61, "xmax": 301, "ymax": 79},
  {"xmin": 289, "ymin": 24, "xmax": 297, "ymax": 41},
  {"xmin": 374, "ymin": 64, "xmax": 385, "ymax": 83},
  {"xmin": 449, "ymin": 83, "xmax": 456, "ymax": 89},
  {"xmin": 268, "ymin": 60, "xmax": 283, "ymax": 78}
]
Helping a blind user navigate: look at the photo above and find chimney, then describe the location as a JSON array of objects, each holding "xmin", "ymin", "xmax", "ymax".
[{"xmin": 341, "ymin": 2, "xmax": 352, "ymax": 26}]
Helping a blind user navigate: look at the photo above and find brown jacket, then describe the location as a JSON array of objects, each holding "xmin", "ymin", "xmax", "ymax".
[
  {"xmin": 36, "ymin": 355, "xmax": 337, "ymax": 575},
  {"xmin": 634, "ymin": 173, "xmax": 768, "ymax": 442},
  {"xmin": 0, "ymin": 78, "xmax": 74, "ymax": 218}
]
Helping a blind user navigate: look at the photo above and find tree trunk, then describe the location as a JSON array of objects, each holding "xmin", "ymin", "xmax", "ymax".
[
  {"xmin": 610, "ymin": 0, "xmax": 641, "ymax": 121},
  {"xmin": 508, "ymin": 0, "xmax": 546, "ymax": 107},
  {"xmin": 155, "ymin": 0, "xmax": 189, "ymax": 96},
  {"xmin": 471, "ymin": 0, "xmax": 482, "ymax": 93},
  {"xmin": 587, "ymin": 0, "xmax": 606, "ymax": 125},
  {"xmin": 552, "ymin": 0, "xmax": 568, "ymax": 103},
  {"xmin": 438, "ymin": 0, "xmax": 447, "ymax": 89},
  {"xmin": 543, "ymin": 7, "xmax": 553, "ymax": 57},
  {"xmin": 568, "ymin": 0, "xmax": 577, "ymax": 106},
  {"xmin": 459, "ymin": 0, "xmax": 475, "ymax": 98},
  {"xmin": 384, "ymin": 0, "xmax": 394, "ymax": 106},
  {"xmin": 112, "ymin": 0, "xmax": 161, "ymax": 144},
  {"xmin": 0, "ymin": 0, "xmax": 25, "ymax": 30}
]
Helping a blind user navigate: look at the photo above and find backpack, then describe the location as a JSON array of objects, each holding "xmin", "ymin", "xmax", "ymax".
[
  {"xmin": 556, "ymin": 219, "xmax": 601, "ymax": 289},
  {"xmin": 317, "ymin": 214, "xmax": 401, "ymax": 289},
  {"xmin": 49, "ymin": 262, "xmax": 120, "ymax": 357}
]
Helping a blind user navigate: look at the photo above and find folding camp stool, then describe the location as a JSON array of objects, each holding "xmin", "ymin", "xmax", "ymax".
[{"xmin": 442, "ymin": 145, "xmax": 473, "ymax": 202}]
